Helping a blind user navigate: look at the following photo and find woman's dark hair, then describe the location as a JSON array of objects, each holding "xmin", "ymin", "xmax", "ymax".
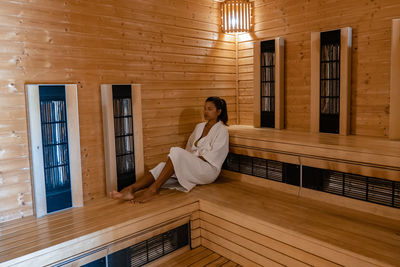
[{"xmin": 206, "ymin": 96, "xmax": 228, "ymax": 125}]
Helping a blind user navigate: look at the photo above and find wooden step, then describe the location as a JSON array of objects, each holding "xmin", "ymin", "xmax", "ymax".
[
  {"xmin": 228, "ymin": 125, "xmax": 400, "ymax": 181},
  {"xmin": 191, "ymin": 178, "xmax": 400, "ymax": 267},
  {"xmin": 1, "ymin": 177, "xmax": 399, "ymax": 266},
  {"xmin": 0, "ymin": 189, "xmax": 199, "ymax": 266}
]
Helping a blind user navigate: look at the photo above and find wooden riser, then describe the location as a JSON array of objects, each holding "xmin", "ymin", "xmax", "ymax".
[{"xmin": 200, "ymin": 212, "xmax": 336, "ymax": 267}]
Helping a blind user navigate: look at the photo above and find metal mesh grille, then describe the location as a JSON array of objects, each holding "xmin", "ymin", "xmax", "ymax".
[
  {"xmin": 146, "ymin": 235, "xmax": 163, "ymax": 262},
  {"xmin": 223, "ymin": 153, "xmax": 240, "ymax": 172},
  {"xmin": 240, "ymin": 155, "xmax": 253, "ymax": 175},
  {"xmin": 367, "ymin": 178, "xmax": 393, "ymax": 206},
  {"xmin": 223, "ymin": 152, "xmax": 400, "ymax": 209},
  {"xmin": 129, "ymin": 242, "xmax": 147, "ymax": 267},
  {"xmin": 39, "ymin": 85, "xmax": 72, "ymax": 213},
  {"xmin": 344, "ymin": 174, "xmax": 367, "ymax": 200},
  {"xmin": 252, "ymin": 157, "xmax": 267, "ymax": 178},
  {"xmin": 319, "ymin": 29, "xmax": 340, "ymax": 134},
  {"xmin": 163, "ymin": 231, "xmax": 176, "ymax": 254},
  {"xmin": 394, "ymin": 183, "xmax": 400, "ymax": 208},
  {"xmin": 268, "ymin": 160, "xmax": 283, "ymax": 182},
  {"xmin": 106, "ymin": 223, "xmax": 189, "ymax": 267},
  {"xmin": 260, "ymin": 39, "xmax": 275, "ymax": 128},
  {"xmin": 223, "ymin": 153, "xmax": 299, "ymax": 186},
  {"xmin": 324, "ymin": 171, "xmax": 343, "ymax": 195},
  {"xmin": 112, "ymin": 84, "xmax": 136, "ymax": 191}
]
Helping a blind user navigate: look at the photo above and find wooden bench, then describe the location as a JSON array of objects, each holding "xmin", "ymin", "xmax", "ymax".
[
  {"xmin": 227, "ymin": 125, "xmax": 400, "ymax": 217},
  {"xmin": 0, "ymin": 190, "xmax": 199, "ymax": 267},
  {"xmin": 1, "ymin": 125, "xmax": 400, "ymax": 266},
  {"xmin": 192, "ymin": 177, "xmax": 400, "ymax": 266},
  {"xmin": 228, "ymin": 125, "xmax": 400, "ymax": 182},
  {"xmin": 1, "ymin": 176, "xmax": 399, "ymax": 266}
]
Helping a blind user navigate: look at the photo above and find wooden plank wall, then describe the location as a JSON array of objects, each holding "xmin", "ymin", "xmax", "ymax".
[
  {"xmin": 238, "ymin": 0, "xmax": 400, "ymax": 136},
  {"xmin": 0, "ymin": 0, "xmax": 236, "ymax": 222}
]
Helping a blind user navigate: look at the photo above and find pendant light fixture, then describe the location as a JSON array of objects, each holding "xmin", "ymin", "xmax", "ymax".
[{"xmin": 220, "ymin": 0, "xmax": 252, "ymax": 33}]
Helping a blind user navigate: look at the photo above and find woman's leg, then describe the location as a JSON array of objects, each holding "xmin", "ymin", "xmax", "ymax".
[
  {"xmin": 133, "ymin": 157, "xmax": 175, "ymax": 203},
  {"xmin": 110, "ymin": 171, "xmax": 155, "ymax": 200}
]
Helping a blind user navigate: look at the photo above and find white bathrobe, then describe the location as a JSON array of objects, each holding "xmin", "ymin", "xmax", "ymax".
[{"xmin": 150, "ymin": 121, "xmax": 229, "ymax": 192}]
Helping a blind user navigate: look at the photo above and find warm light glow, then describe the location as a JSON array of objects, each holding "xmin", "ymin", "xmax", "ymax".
[{"xmin": 221, "ymin": 0, "xmax": 252, "ymax": 33}]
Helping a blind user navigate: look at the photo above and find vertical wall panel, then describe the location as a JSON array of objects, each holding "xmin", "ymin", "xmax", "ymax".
[{"xmin": 389, "ymin": 19, "xmax": 400, "ymax": 140}]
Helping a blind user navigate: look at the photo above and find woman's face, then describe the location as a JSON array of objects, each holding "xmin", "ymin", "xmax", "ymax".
[{"xmin": 204, "ymin": 101, "xmax": 221, "ymax": 121}]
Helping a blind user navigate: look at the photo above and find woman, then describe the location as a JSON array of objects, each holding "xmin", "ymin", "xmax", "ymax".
[{"xmin": 110, "ymin": 96, "xmax": 229, "ymax": 203}]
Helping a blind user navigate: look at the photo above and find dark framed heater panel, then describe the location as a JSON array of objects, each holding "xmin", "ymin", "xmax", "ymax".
[
  {"xmin": 112, "ymin": 85, "xmax": 136, "ymax": 191},
  {"xmin": 319, "ymin": 30, "xmax": 341, "ymax": 134},
  {"xmin": 39, "ymin": 85, "xmax": 72, "ymax": 213},
  {"xmin": 260, "ymin": 40, "xmax": 276, "ymax": 128}
]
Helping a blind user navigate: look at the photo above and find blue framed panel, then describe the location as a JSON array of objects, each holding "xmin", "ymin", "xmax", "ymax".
[{"xmin": 39, "ymin": 85, "xmax": 72, "ymax": 213}]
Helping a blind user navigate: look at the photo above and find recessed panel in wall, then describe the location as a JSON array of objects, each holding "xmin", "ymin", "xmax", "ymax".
[
  {"xmin": 311, "ymin": 28, "xmax": 352, "ymax": 135},
  {"xmin": 101, "ymin": 84, "xmax": 144, "ymax": 194},
  {"xmin": 253, "ymin": 37, "xmax": 285, "ymax": 129},
  {"xmin": 320, "ymin": 30, "xmax": 341, "ymax": 134},
  {"xmin": 26, "ymin": 84, "xmax": 83, "ymax": 217},
  {"xmin": 112, "ymin": 85, "xmax": 136, "ymax": 191},
  {"xmin": 39, "ymin": 85, "xmax": 72, "ymax": 213},
  {"xmin": 260, "ymin": 40, "xmax": 275, "ymax": 128}
]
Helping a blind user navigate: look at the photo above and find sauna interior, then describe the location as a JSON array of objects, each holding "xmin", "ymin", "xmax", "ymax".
[{"xmin": 1, "ymin": 0, "xmax": 400, "ymax": 266}]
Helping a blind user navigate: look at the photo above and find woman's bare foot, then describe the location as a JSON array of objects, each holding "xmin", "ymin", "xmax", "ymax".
[
  {"xmin": 110, "ymin": 186, "xmax": 136, "ymax": 201},
  {"xmin": 133, "ymin": 187, "xmax": 159, "ymax": 203},
  {"xmin": 109, "ymin": 190, "xmax": 122, "ymax": 199}
]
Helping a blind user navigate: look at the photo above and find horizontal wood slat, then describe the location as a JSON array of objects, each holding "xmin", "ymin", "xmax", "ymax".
[
  {"xmin": 0, "ymin": 190, "xmax": 199, "ymax": 266},
  {"xmin": 238, "ymin": 0, "xmax": 400, "ymax": 137},
  {"xmin": 0, "ymin": 0, "xmax": 235, "ymax": 222},
  {"xmin": 1, "ymin": 177, "xmax": 399, "ymax": 266},
  {"xmin": 191, "ymin": 178, "xmax": 400, "ymax": 267},
  {"xmin": 228, "ymin": 125, "xmax": 400, "ymax": 181}
]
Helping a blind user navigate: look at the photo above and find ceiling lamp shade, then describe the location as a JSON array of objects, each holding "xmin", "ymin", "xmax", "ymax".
[{"xmin": 221, "ymin": 0, "xmax": 252, "ymax": 33}]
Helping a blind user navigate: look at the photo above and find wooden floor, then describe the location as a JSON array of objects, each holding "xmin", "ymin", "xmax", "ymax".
[{"xmin": 149, "ymin": 246, "xmax": 241, "ymax": 267}]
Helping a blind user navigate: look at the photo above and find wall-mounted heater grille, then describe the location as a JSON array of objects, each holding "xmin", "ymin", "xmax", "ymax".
[
  {"xmin": 27, "ymin": 84, "xmax": 83, "ymax": 217},
  {"xmin": 223, "ymin": 152, "xmax": 400, "ymax": 208},
  {"xmin": 39, "ymin": 86, "xmax": 72, "ymax": 213},
  {"xmin": 112, "ymin": 85, "xmax": 136, "ymax": 191},
  {"xmin": 81, "ymin": 223, "xmax": 189, "ymax": 267},
  {"xmin": 260, "ymin": 40, "xmax": 275, "ymax": 128},
  {"xmin": 320, "ymin": 30, "xmax": 341, "ymax": 134},
  {"xmin": 101, "ymin": 84, "xmax": 144, "ymax": 195}
]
